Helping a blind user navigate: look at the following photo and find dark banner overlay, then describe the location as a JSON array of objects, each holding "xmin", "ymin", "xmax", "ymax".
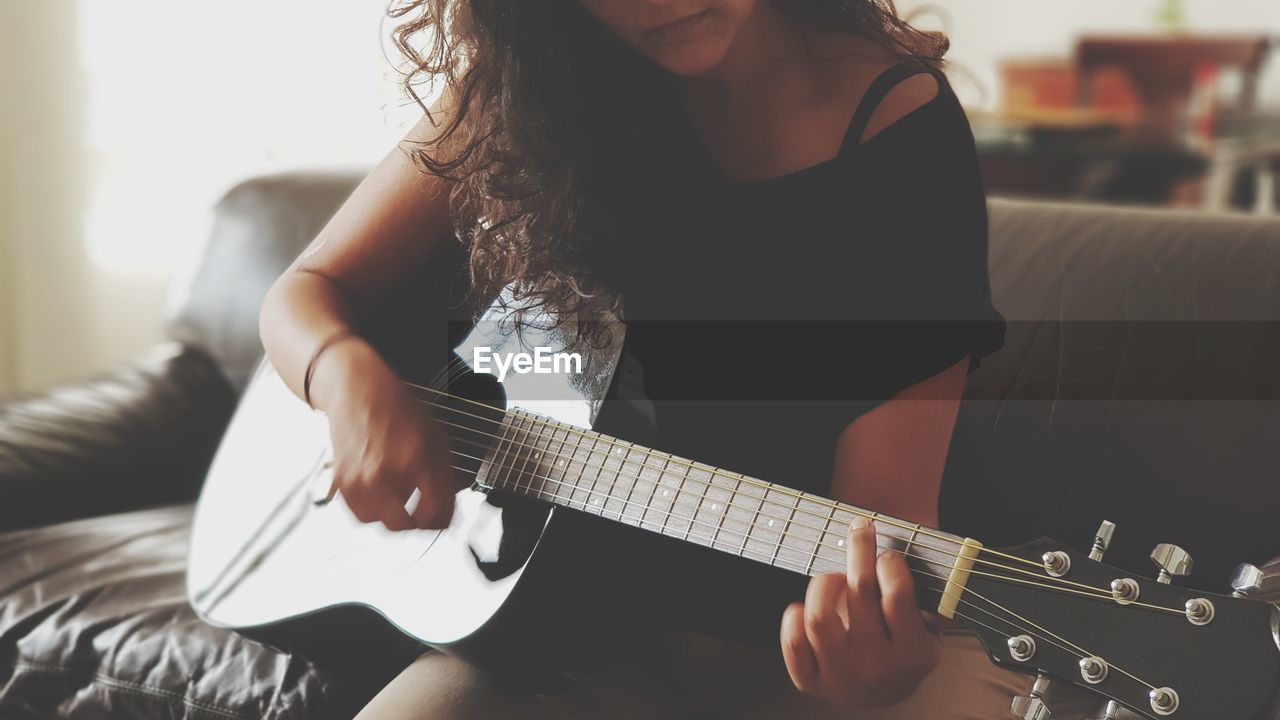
[{"xmin": 442, "ymin": 320, "xmax": 1280, "ymax": 402}]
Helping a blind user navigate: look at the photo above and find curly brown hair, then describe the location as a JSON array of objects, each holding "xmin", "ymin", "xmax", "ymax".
[{"xmin": 387, "ymin": 0, "xmax": 946, "ymax": 340}]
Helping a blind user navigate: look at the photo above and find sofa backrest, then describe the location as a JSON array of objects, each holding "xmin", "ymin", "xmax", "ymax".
[
  {"xmin": 950, "ymin": 199, "xmax": 1280, "ymax": 588},
  {"xmin": 164, "ymin": 171, "xmax": 364, "ymax": 394}
]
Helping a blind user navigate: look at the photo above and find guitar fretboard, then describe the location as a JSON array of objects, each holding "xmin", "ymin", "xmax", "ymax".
[{"xmin": 480, "ymin": 409, "xmax": 962, "ymax": 601}]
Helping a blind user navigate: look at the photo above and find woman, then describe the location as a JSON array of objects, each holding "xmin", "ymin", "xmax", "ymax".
[{"xmin": 259, "ymin": 0, "xmax": 1020, "ymax": 716}]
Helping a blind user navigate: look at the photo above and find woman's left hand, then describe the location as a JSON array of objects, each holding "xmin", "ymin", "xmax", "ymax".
[{"xmin": 780, "ymin": 516, "xmax": 942, "ymax": 710}]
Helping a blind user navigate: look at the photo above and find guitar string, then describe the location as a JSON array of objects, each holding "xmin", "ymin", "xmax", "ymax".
[
  {"xmin": 407, "ymin": 380, "xmax": 1050, "ymax": 573},
  {"xmin": 444, "ymin": 434, "xmax": 1183, "ymax": 616},
  {"xmin": 435, "ymin": 401, "xmax": 1188, "ymax": 616},
  {"xmin": 418, "ymin": 395, "xmax": 1185, "ymax": 615},
  {"xmin": 471, "ymin": 411, "xmax": 1162, "ymax": 691},
  {"xmin": 432, "ymin": 454, "xmax": 1158, "ymax": 693},
  {"xmin": 442, "ymin": 409, "xmax": 1181, "ymax": 610},
  {"xmin": 404, "ymin": 380, "xmax": 987, "ymax": 554}
]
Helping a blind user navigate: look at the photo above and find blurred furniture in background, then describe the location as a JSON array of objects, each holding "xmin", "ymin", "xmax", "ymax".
[
  {"xmin": 3, "ymin": 172, "xmax": 1280, "ymax": 717},
  {"xmin": 974, "ymin": 34, "xmax": 1279, "ymax": 213},
  {"xmin": 1076, "ymin": 35, "xmax": 1272, "ymax": 133}
]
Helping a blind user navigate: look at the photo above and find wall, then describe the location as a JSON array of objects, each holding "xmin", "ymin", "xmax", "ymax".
[
  {"xmin": 0, "ymin": 0, "xmax": 412, "ymax": 397},
  {"xmin": 0, "ymin": 1, "xmax": 93, "ymax": 396}
]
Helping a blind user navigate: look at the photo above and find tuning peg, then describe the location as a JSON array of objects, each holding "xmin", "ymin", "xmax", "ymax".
[
  {"xmin": 1095, "ymin": 700, "xmax": 1122, "ymax": 719},
  {"xmin": 1150, "ymin": 543, "xmax": 1193, "ymax": 584},
  {"xmin": 1230, "ymin": 563, "xmax": 1264, "ymax": 598},
  {"xmin": 1089, "ymin": 520, "xmax": 1115, "ymax": 561},
  {"xmin": 1010, "ymin": 674, "xmax": 1052, "ymax": 720}
]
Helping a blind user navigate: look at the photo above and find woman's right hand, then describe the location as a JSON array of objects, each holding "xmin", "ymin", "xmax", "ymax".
[
  {"xmin": 780, "ymin": 517, "xmax": 941, "ymax": 710},
  {"xmin": 311, "ymin": 337, "xmax": 463, "ymax": 531}
]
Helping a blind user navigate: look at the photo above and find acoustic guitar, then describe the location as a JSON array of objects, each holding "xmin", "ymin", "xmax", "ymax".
[{"xmin": 189, "ymin": 292, "xmax": 1280, "ymax": 720}]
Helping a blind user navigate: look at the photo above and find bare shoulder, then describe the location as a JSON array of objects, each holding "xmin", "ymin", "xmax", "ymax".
[{"xmin": 859, "ymin": 67, "xmax": 940, "ymax": 144}]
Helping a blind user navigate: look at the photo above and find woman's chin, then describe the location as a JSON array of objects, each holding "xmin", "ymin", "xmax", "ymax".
[{"xmin": 647, "ymin": 44, "xmax": 731, "ymax": 77}]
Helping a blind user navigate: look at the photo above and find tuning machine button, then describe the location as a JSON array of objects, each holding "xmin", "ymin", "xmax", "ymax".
[
  {"xmin": 1110, "ymin": 578, "xmax": 1140, "ymax": 605},
  {"xmin": 1230, "ymin": 563, "xmax": 1264, "ymax": 598},
  {"xmin": 1007, "ymin": 634, "xmax": 1037, "ymax": 662},
  {"xmin": 1150, "ymin": 687, "xmax": 1180, "ymax": 715},
  {"xmin": 1089, "ymin": 520, "xmax": 1115, "ymax": 561},
  {"xmin": 1150, "ymin": 544, "xmax": 1192, "ymax": 584},
  {"xmin": 1185, "ymin": 597, "xmax": 1215, "ymax": 626},
  {"xmin": 1096, "ymin": 700, "xmax": 1122, "ymax": 719},
  {"xmin": 1043, "ymin": 551, "xmax": 1072, "ymax": 577},
  {"xmin": 1010, "ymin": 674, "xmax": 1053, "ymax": 720},
  {"xmin": 1079, "ymin": 656, "xmax": 1109, "ymax": 684}
]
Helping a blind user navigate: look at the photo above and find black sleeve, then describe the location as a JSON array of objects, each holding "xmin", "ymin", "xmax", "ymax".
[{"xmin": 835, "ymin": 92, "xmax": 1006, "ymax": 402}]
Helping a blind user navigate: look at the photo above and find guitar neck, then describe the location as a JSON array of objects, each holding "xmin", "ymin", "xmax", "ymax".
[{"xmin": 479, "ymin": 408, "xmax": 963, "ymax": 610}]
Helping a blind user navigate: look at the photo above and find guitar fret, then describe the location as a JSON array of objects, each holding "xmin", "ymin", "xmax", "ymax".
[
  {"xmin": 509, "ymin": 413, "xmax": 539, "ymax": 494},
  {"xmin": 770, "ymin": 493, "xmax": 802, "ymax": 569},
  {"xmin": 522, "ymin": 414, "xmax": 551, "ymax": 497},
  {"xmin": 904, "ymin": 523, "xmax": 921, "ymax": 560},
  {"xmin": 545, "ymin": 422, "xmax": 575, "ymax": 503},
  {"xmin": 654, "ymin": 458, "xmax": 681, "ymax": 536},
  {"xmin": 639, "ymin": 454, "xmax": 671, "ymax": 531},
  {"xmin": 672, "ymin": 462, "xmax": 696, "ymax": 542},
  {"xmin": 688, "ymin": 465, "xmax": 723, "ymax": 548},
  {"xmin": 532, "ymin": 415, "xmax": 557, "ymax": 496},
  {"xmin": 615, "ymin": 443, "xmax": 642, "ymax": 522},
  {"xmin": 738, "ymin": 478, "xmax": 769, "ymax": 558},
  {"xmin": 484, "ymin": 415, "xmax": 517, "ymax": 490},
  {"xmin": 569, "ymin": 434, "xmax": 597, "ymax": 510},
  {"xmin": 707, "ymin": 472, "xmax": 732, "ymax": 549},
  {"xmin": 581, "ymin": 432, "xmax": 610, "ymax": 513},
  {"xmin": 807, "ymin": 502, "xmax": 839, "ymax": 575}
]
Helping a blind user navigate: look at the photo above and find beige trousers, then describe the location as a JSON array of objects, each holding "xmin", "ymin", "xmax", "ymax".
[{"xmin": 355, "ymin": 630, "xmax": 1113, "ymax": 719}]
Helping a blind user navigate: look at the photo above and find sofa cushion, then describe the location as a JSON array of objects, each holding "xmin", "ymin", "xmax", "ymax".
[
  {"xmin": 0, "ymin": 505, "xmax": 401, "ymax": 719},
  {"xmin": 0, "ymin": 343, "xmax": 236, "ymax": 533}
]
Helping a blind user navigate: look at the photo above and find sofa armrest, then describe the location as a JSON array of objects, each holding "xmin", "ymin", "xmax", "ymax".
[{"xmin": 0, "ymin": 342, "xmax": 238, "ymax": 532}]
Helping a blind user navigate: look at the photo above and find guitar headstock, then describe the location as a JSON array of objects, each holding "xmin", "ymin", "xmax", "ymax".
[{"xmin": 952, "ymin": 523, "xmax": 1280, "ymax": 719}]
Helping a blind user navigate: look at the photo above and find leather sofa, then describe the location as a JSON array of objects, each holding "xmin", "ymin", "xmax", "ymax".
[{"xmin": 2, "ymin": 171, "xmax": 1278, "ymax": 718}]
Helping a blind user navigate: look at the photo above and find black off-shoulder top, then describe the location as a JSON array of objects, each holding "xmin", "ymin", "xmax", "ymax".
[{"xmin": 604, "ymin": 58, "xmax": 1006, "ymax": 526}]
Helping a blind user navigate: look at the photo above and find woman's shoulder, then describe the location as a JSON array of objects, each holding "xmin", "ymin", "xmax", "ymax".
[
  {"xmin": 847, "ymin": 59, "xmax": 974, "ymax": 157},
  {"xmin": 856, "ymin": 66, "xmax": 941, "ymax": 145}
]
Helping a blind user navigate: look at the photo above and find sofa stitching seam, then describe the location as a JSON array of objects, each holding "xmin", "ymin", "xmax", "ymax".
[{"xmin": 5, "ymin": 659, "xmax": 259, "ymax": 720}]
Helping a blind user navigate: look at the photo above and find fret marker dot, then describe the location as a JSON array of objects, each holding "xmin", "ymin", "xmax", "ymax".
[
  {"xmin": 591, "ymin": 498, "xmax": 598, "ymax": 505},
  {"xmin": 614, "ymin": 448, "xmax": 623, "ymax": 455},
  {"xmin": 837, "ymin": 540, "xmax": 845, "ymax": 547},
  {"xmin": 557, "ymin": 459, "xmax": 564, "ymax": 467},
  {"xmin": 711, "ymin": 503, "xmax": 718, "ymax": 510},
  {"xmin": 767, "ymin": 519, "xmax": 775, "ymax": 527},
  {"xmin": 662, "ymin": 490, "xmax": 669, "ymax": 497},
  {"xmin": 534, "ymin": 452, "xmax": 540, "ymax": 459}
]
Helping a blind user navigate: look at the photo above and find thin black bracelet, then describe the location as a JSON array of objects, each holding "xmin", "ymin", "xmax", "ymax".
[{"xmin": 303, "ymin": 328, "xmax": 359, "ymax": 410}]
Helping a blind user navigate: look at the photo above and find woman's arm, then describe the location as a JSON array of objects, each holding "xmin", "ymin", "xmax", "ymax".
[
  {"xmin": 258, "ymin": 100, "xmax": 468, "ymax": 531},
  {"xmin": 259, "ymin": 107, "xmax": 457, "ymax": 409},
  {"xmin": 780, "ymin": 358, "xmax": 965, "ymax": 710},
  {"xmin": 831, "ymin": 355, "xmax": 968, "ymax": 528}
]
